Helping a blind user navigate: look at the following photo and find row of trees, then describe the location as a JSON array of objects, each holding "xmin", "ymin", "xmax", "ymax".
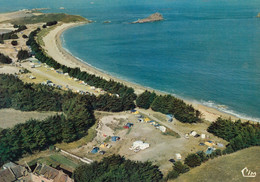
[
  {"xmin": 137, "ymin": 90, "xmax": 201, "ymax": 123},
  {"xmin": 0, "ymin": 53, "xmax": 12, "ymax": 64},
  {"xmin": 26, "ymin": 28, "xmax": 137, "ymax": 108},
  {"xmin": 207, "ymin": 118, "xmax": 260, "ymax": 153},
  {"xmin": 73, "ymin": 155, "xmax": 163, "ymax": 182},
  {"xmin": 0, "ymin": 74, "xmax": 135, "ymax": 112},
  {"xmin": 0, "ymin": 25, "xmax": 27, "ymax": 43}
]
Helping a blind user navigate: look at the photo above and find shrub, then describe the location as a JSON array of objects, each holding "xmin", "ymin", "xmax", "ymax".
[
  {"xmin": 17, "ymin": 49, "xmax": 30, "ymax": 60},
  {"xmin": 0, "ymin": 53, "xmax": 12, "ymax": 64},
  {"xmin": 10, "ymin": 34, "xmax": 18, "ymax": 39},
  {"xmin": 11, "ymin": 40, "xmax": 18, "ymax": 46},
  {"xmin": 184, "ymin": 153, "xmax": 202, "ymax": 167},
  {"xmin": 174, "ymin": 161, "xmax": 190, "ymax": 174}
]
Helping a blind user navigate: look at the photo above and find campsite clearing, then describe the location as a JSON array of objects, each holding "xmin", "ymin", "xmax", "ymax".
[{"xmin": 57, "ymin": 111, "xmax": 227, "ymax": 174}]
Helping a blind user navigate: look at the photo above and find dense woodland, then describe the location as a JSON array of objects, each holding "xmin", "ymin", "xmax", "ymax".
[
  {"xmin": 0, "ymin": 25, "xmax": 27, "ymax": 44},
  {"xmin": 137, "ymin": 90, "xmax": 201, "ymax": 123},
  {"xmin": 26, "ymin": 28, "xmax": 137, "ymax": 109},
  {"xmin": 0, "ymin": 74, "xmax": 139, "ymax": 166},
  {"xmin": 207, "ymin": 118, "xmax": 260, "ymax": 153},
  {"xmin": 73, "ymin": 155, "xmax": 163, "ymax": 182},
  {"xmin": 0, "ymin": 53, "xmax": 12, "ymax": 64}
]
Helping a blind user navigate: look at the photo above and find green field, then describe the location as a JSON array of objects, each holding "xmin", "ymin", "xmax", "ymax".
[
  {"xmin": 28, "ymin": 153, "xmax": 80, "ymax": 171},
  {"xmin": 172, "ymin": 147, "xmax": 260, "ymax": 182}
]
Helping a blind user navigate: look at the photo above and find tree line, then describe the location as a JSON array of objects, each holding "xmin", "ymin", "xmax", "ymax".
[
  {"xmin": 207, "ymin": 117, "xmax": 260, "ymax": 153},
  {"xmin": 136, "ymin": 90, "xmax": 201, "ymax": 123},
  {"xmin": 26, "ymin": 28, "xmax": 137, "ymax": 108},
  {"xmin": 73, "ymin": 155, "xmax": 163, "ymax": 182},
  {"xmin": 0, "ymin": 74, "xmax": 135, "ymax": 112}
]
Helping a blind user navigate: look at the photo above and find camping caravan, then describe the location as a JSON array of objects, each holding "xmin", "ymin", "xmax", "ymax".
[
  {"xmin": 158, "ymin": 126, "xmax": 166, "ymax": 133},
  {"xmin": 201, "ymin": 134, "xmax": 206, "ymax": 139}
]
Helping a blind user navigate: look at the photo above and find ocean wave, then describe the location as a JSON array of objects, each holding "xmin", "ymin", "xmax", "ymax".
[{"xmin": 200, "ymin": 100, "xmax": 260, "ymax": 122}]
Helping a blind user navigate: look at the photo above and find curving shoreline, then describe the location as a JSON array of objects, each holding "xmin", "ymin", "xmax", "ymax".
[{"xmin": 43, "ymin": 22, "xmax": 249, "ymax": 122}]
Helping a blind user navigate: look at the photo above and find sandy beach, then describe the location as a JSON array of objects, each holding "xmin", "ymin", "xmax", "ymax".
[{"xmin": 42, "ymin": 22, "xmax": 246, "ymax": 122}]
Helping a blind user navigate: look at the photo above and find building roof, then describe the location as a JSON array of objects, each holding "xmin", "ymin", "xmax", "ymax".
[
  {"xmin": 0, "ymin": 168, "xmax": 16, "ymax": 182},
  {"xmin": 2, "ymin": 162, "xmax": 17, "ymax": 169},
  {"xmin": 34, "ymin": 163, "xmax": 74, "ymax": 182},
  {"xmin": 0, "ymin": 162, "xmax": 27, "ymax": 182}
]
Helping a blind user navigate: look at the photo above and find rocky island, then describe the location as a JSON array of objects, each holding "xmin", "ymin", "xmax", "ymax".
[
  {"xmin": 257, "ymin": 13, "xmax": 260, "ymax": 17},
  {"xmin": 132, "ymin": 12, "xmax": 163, "ymax": 24}
]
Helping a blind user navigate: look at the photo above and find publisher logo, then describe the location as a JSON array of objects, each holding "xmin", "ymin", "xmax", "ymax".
[{"xmin": 241, "ymin": 167, "xmax": 256, "ymax": 178}]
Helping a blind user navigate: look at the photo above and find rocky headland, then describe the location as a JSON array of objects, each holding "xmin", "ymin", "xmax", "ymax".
[{"xmin": 132, "ymin": 12, "xmax": 163, "ymax": 24}]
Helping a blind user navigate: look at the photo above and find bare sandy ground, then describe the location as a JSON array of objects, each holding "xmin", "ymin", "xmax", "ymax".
[
  {"xmin": 43, "ymin": 23, "xmax": 243, "ymax": 122},
  {"xmin": 0, "ymin": 65, "xmax": 20, "ymax": 74},
  {"xmin": 67, "ymin": 112, "xmax": 227, "ymax": 174},
  {"xmin": 0, "ymin": 10, "xmax": 33, "ymax": 23}
]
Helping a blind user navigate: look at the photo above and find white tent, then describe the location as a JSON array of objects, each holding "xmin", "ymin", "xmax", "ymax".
[
  {"xmin": 176, "ymin": 153, "xmax": 182, "ymax": 160},
  {"xmin": 158, "ymin": 126, "xmax": 166, "ymax": 132},
  {"xmin": 201, "ymin": 134, "xmax": 206, "ymax": 139},
  {"xmin": 190, "ymin": 131, "xmax": 197, "ymax": 137},
  {"xmin": 130, "ymin": 141, "xmax": 150, "ymax": 151}
]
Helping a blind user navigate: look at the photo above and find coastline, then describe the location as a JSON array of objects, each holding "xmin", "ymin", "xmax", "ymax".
[{"xmin": 43, "ymin": 22, "xmax": 250, "ymax": 123}]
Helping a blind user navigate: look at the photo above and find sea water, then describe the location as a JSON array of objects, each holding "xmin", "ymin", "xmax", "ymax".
[{"xmin": 1, "ymin": 0, "xmax": 260, "ymax": 121}]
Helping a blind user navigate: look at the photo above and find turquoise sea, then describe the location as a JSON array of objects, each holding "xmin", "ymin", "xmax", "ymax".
[{"xmin": 1, "ymin": 0, "xmax": 260, "ymax": 121}]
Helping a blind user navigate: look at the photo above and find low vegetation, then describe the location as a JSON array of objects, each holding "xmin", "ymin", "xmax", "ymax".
[
  {"xmin": 9, "ymin": 13, "xmax": 88, "ymax": 25},
  {"xmin": 174, "ymin": 147, "xmax": 260, "ymax": 182},
  {"xmin": 73, "ymin": 155, "xmax": 163, "ymax": 182},
  {"xmin": 166, "ymin": 118, "xmax": 260, "ymax": 181}
]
